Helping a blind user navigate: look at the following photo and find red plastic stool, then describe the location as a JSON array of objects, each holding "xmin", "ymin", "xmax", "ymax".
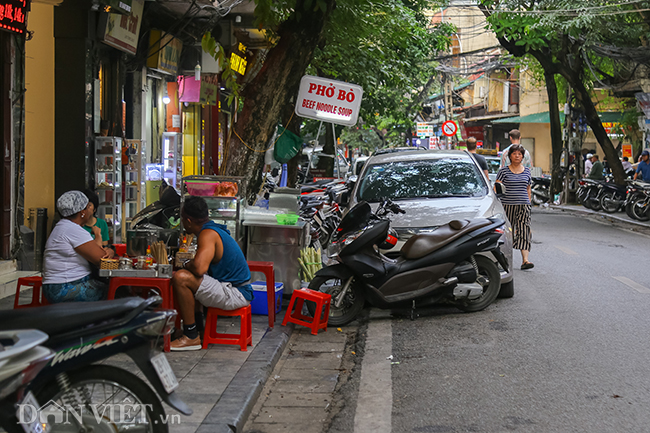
[
  {"xmin": 107, "ymin": 277, "xmax": 174, "ymax": 351},
  {"xmin": 202, "ymin": 305, "xmax": 252, "ymax": 351},
  {"xmin": 281, "ymin": 288, "xmax": 331, "ymax": 335},
  {"xmin": 246, "ymin": 261, "xmax": 276, "ymax": 328},
  {"xmin": 14, "ymin": 276, "xmax": 46, "ymax": 309}
]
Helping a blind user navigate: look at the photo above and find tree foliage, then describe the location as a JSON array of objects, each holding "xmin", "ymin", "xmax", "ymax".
[
  {"xmin": 311, "ymin": 0, "xmax": 454, "ymax": 130},
  {"xmin": 478, "ymin": 0, "xmax": 650, "ymax": 187}
]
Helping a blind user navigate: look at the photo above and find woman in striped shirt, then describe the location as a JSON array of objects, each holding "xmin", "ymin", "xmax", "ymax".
[{"xmin": 495, "ymin": 144, "xmax": 534, "ymax": 270}]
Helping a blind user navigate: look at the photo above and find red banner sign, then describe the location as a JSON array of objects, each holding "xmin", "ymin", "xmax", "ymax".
[{"xmin": 0, "ymin": 0, "xmax": 29, "ymax": 34}]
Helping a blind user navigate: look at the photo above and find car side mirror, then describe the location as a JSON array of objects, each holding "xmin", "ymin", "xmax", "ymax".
[{"xmin": 494, "ymin": 182, "xmax": 506, "ymax": 198}]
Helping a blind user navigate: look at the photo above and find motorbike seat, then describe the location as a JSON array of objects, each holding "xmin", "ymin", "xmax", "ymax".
[
  {"xmin": 400, "ymin": 218, "xmax": 493, "ymax": 260},
  {"xmin": 0, "ymin": 297, "xmax": 149, "ymax": 336}
]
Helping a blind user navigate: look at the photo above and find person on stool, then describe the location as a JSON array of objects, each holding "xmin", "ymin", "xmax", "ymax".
[{"xmin": 171, "ymin": 196, "xmax": 253, "ymax": 351}]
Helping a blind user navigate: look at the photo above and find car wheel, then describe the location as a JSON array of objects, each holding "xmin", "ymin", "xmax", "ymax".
[{"xmin": 498, "ymin": 280, "xmax": 514, "ymax": 298}]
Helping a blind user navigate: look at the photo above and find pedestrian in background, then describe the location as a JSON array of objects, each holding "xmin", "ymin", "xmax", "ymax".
[
  {"xmin": 466, "ymin": 137, "xmax": 489, "ymax": 180},
  {"xmin": 634, "ymin": 150, "xmax": 650, "ymax": 182},
  {"xmin": 499, "ymin": 129, "xmax": 532, "ymax": 169},
  {"xmin": 495, "ymin": 144, "xmax": 534, "ymax": 270},
  {"xmin": 588, "ymin": 155, "xmax": 604, "ymax": 180},
  {"xmin": 622, "ymin": 157, "xmax": 633, "ymax": 177},
  {"xmin": 584, "ymin": 153, "xmax": 593, "ymax": 177}
]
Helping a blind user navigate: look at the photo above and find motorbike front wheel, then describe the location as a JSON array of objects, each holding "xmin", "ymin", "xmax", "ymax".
[
  {"xmin": 600, "ymin": 192, "xmax": 622, "ymax": 213},
  {"xmin": 36, "ymin": 365, "xmax": 168, "ymax": 433},
  {"xmin": 455, "ymin": 256, "xmax": 501, "ymax": 313},
  {"xmin": 307, "ymin": 276, "xmax": 365, "ymax": 327}
]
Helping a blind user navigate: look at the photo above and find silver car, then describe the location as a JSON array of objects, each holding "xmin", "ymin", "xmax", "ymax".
[{"xmin": 348, "ymin": 149, "xmax": 514, "ymax": 297}]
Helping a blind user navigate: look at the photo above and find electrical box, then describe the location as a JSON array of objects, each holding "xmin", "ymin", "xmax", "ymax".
[{"xmin": 568, "ymin": 137, "xmax": 582, "ymax": 152}]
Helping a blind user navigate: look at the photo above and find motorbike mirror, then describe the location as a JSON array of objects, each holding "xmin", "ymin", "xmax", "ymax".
[{"xmin": 336, "ymin": 191, "xmax": 351, "ymax": 206}]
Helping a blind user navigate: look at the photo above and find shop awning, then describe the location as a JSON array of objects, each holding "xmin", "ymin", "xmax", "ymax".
[{"xmin": 492, "ymin": 111, "xmax": 624, "ymax": 124}]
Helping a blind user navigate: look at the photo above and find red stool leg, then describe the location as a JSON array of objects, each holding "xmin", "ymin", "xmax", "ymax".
[
  {"xmin": 282, "ymin": 294, "xmax": 298, "ymax": 326},
  {"xmin": 266, "ymin": 268, "xmax": 275, "ymax": 328}
]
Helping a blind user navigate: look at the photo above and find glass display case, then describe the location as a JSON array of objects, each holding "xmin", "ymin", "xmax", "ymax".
[
  {"xmin": 180, "ymin": 175, "xmax": 245, "ymax": 244},
  {"xmin": 94, "ymin": 136, "xmax": 122, "ymax": 243},
  {"xmin": 162, "ymin": 132, "xmax": 182, "ymax": 189},
  {"xmin": 123, "ymin": 139, "xmax": 146, "ymax": 235}
]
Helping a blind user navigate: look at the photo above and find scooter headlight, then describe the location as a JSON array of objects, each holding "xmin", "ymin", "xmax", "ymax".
[{"xmin": 327, "ymin": 229, "xmax": 364, "ymax": 258}]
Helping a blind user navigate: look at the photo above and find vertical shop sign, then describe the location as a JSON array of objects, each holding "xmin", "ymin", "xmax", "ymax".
[
  {"xmin": 100, "ymin": 0, "xmax": 143, "ymax": 55},
  {"xmin": 230, "ymin": 43, "xmax": 248, "ymax": 75},
  {"xmin": 622, "ymin": 144, "xmax": 633, "ymax": 158},
  {"xmin": 0, "ymin": 0, "xmax": 30, "ymax": 34},
  {"xmin": 200, "ymin": 75, "xmax": 218, "ymax": 105}
]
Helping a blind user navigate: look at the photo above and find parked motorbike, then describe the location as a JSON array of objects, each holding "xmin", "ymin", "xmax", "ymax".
[
  {"xmin": 307, "ymin": 200, "xmax": 508, "ymax": 326},
  {"xmin": 0, "ymin": 329, "xmax": 54, "ymax": 433},
  {"xmin": 531, "ymin": 175, "xmax": 551, "ymax": 205},
  {"xmin": 598, "ymin": 180, "xmax": 630, "ymax": 214},
  {"xmin": 0, "ymin": 297, "xmax": 190, "ymax": 433},
  {"xmin": 628, "ymin": 181, "xmax": 650, "ymax": 221},
  {"xmin": 130, "ymin": 180, "xmax": 181, "ymax": 230},
  {"xmin": 577, "ymin": 178, "xmax": 603, "ymax": 210}
]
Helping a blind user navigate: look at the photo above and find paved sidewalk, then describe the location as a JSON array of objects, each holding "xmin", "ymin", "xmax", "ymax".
[
  {"xmin": 0, "ymin": 294, "xmax": 293, "ymax": 433},
  {"xmin": 545, "ymin": 203, "xmax": 650, "ymax": 230},
  {"xmin": 243, "ymin": 324, "xmax": 356, "ymax": 433}
]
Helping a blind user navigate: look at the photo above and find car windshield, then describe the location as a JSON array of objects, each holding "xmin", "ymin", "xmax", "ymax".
[
  {"xmin": 486, "ymin": 158, "xmax": 500, "ymax": 174},
  {"xmin": 357, "ymin": 158, "xmax": 487, "ymax": 202}
]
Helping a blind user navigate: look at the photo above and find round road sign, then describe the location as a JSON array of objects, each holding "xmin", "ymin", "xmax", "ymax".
[{"xmin": 442, "ymin": 120, "xmax": 458, "ymax": 137}]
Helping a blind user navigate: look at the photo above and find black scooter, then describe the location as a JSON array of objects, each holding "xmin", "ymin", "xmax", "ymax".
[
  {"xmin": 130, "ymin": 180, "xmax": 181, "ymax": 230},
  {"xmin": 0, "ymin": 297, "xmax": 190, "ymax": 433},
  {"xmin": 531, "ymin": 175, "xmax": 551, "ymax": 205},
  {"xmin": 308, "ymin": 200, "xmax": 508, "ymax": 326}
]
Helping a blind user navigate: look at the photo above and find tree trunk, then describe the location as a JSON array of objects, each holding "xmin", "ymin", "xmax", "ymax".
[
  {"xmin": 222, "ymin": 0, "xmax": 336, "ymax": 202},
  {"xmin": 543, "ymin": 71, "xmax": 564, "ymax": 196},
  {"xmin": 567, "ymin": 71, "xmax": 626, "ymax": 185}
]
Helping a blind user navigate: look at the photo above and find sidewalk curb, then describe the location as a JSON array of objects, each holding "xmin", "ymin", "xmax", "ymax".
[
  {"xmin": 197, "ymin": 322, "xmax": 294, "ymax": 433},
  {"xmin": 548, "ymin": 204, "xmax": 650, "ymax": 229}
]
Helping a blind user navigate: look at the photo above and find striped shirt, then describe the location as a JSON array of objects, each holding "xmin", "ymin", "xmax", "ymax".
[{"xmin": 496, "ymin": 166, "xmax": 532, "ymax": 205}]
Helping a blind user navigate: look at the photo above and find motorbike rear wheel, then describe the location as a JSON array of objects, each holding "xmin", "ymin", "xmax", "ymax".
[
  {"xmin": 455, "ymin": 256, "xmax": 501, "ymax": 312},
  {"xmin": 307, "ymin": 276, "xmax": 365, "ymax": 327},
  {"xmin": 531, "ymin": 185, "xmax": 548, "ymax": 205},
  {"xmin": 600, "ymin": 192, "xmax": 621, "ymax": 213},
  {"xmin": 36, "ymin": 365, "xmax": 167, "ymax": 433}
]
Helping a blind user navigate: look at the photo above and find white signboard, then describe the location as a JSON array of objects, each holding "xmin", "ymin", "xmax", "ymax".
[
  {"xmin": 102, "ymin": 0, "xmax": 144, "ymax": 55},
  {"xmin": 417, "ymin": 123, "xmax": 433, "ymax": 137},
  {"xmin": 295, "ymin": 75, "xmax": 363, "ymax": 126}
]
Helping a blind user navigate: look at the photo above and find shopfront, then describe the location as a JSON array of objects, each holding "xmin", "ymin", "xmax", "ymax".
[{"xmin": 0, "ymin": 0, "xmax": 30, "ymax": 259}]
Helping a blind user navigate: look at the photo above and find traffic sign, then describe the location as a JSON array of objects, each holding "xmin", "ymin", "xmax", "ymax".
[{"xmin": 442, "ymin": 120, "xmax": 457, "ymax": 137}]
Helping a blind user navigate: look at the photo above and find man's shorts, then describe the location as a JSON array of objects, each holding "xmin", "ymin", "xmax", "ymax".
[{"xmin": 195, "ymin": 274, "xmax": 250, "ymax": 310}]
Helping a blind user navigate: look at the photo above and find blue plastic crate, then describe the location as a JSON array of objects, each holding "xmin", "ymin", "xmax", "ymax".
[{"xmin": 250, "ymin": 281, "xmax": 283, "ymax": 315}]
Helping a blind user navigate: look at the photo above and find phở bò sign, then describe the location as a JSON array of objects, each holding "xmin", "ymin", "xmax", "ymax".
[{"xmin": 295, "ymin": 75, "xmax": 363, "ymax": 126}]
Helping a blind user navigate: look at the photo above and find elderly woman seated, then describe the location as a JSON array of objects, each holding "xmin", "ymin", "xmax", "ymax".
[{"xmin": 42, "ymin": 190, "xmax": 115, "ymax": 303}]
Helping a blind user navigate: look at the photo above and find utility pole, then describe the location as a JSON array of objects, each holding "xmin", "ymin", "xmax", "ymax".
[
  {"xmin": 442, "ymin": 73, "xmax": 454, "ymax": 149},
  {"xmin": 562, "ymin": 85, "xmax": 580, "ymax": 204}
]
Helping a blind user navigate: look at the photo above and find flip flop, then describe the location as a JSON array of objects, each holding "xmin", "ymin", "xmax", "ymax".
[{"xmin": 521, "ymin": 262, "xmax": 534, "ymax": 270}]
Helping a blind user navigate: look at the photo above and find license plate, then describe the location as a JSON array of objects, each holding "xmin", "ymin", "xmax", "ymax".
[
  {"xmin": 18, "ymin": 391, "xmax": 49, "ymax": 433},
  {"xmin": 151, "ymin": 353, "xmax": 179, "ymax": 394}
]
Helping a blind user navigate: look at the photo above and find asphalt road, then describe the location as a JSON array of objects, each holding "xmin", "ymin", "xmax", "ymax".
[{"xmin": 331, "ymin": 209, "xmax": 650, "ymax": 433}]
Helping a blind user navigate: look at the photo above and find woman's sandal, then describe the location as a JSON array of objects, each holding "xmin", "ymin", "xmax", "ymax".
[{"xmin": 521, "ymin": 262, "xmax": 534, "ymax": 270}]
